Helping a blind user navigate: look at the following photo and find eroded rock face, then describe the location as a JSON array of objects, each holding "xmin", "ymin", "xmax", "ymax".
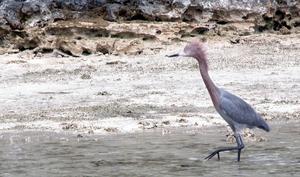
[
  {"xmin": 0, "ymin": 0, "xmax": 299, "ymax": 55},
  {"xmin": 1, "ymin": 0, "xmax": 299, "ymax": 27},
  {"xmin": 255, "ymin": 0, "xmax": 300, "ymax": 33}
]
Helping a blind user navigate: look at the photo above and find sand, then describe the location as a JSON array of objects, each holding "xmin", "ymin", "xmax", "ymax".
[{"xmin": 0, "ymin": 33, "xmax": 299, "ymax": 135}]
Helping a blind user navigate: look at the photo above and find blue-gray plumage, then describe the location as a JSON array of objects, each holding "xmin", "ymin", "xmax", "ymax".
[
  {"xmin": 219, "ymin": 89, "xmax": 270, "ymax": 133},
  {"xmin": 167, "ymin": 41, "xmax": 270, "ymax": 162}
]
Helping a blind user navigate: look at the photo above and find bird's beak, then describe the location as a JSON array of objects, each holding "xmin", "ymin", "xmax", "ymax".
[
  {"xmin": 166, "ymin": 53, "xmax": 179, "ymax": 57},
  {"xmin": 166, "ymin": 49, "xmax": 186, "ymax": 58}
]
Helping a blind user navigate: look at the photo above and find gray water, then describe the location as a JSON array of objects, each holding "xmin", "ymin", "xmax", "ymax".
[{"xmin": 0, "ymin": 122, "xmax": 299, "ymax": 177}]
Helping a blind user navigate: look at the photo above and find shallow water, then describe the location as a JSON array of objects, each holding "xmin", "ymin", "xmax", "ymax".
[{"xmin": 0, "ymin": 122, "xmax": 299, "ymax": 177}]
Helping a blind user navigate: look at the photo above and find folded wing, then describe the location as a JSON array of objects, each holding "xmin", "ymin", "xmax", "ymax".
[{"xmin": 219, "ymin": 89, "xmax": 270, "ymax": 132}]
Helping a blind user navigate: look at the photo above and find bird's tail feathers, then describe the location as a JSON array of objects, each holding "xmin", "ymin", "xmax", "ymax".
[{"xmin": 257, "ymin": 120, "xmax": 270, "ymax": 132}]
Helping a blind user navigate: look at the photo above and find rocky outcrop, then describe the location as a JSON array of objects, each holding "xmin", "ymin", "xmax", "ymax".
[
  {"xmin": 1, "ymin": 0, "xmax": 298, "ymax": 26},
  {"xmin": 255, "ymin": 0, "xmax": 300, "ymax": 33},
  {"xmin": 0, "ymin": 0, "xmax": 299, "ymax": 55}
]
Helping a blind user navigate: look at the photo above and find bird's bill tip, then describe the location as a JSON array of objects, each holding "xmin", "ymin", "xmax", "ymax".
[
  {"xmin": 166, "ymin": 53, "xmax": 179, "ymax": 57},
  {"xmin": 166, "ymin": 49, "xmax": 186, "ymax": 58}
]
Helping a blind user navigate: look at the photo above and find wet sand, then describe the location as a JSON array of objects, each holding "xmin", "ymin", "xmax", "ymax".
[{"xmin": 0, "ymin": 33, "xmax": 300, "ymax": 134}]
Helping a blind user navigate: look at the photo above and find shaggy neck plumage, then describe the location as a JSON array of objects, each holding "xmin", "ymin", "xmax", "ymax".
[{"xmin": 195, "ymin": 54, "xmax": 220, "ymax": 107}]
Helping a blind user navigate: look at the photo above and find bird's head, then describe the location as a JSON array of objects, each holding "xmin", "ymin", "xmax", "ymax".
[{"xmin": 166, "ymin": 41, "xmax": 206, "ymax": 62}]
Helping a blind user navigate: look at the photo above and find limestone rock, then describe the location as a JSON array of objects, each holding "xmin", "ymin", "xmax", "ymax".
[
  {"xmin": 56, "ymin": 40, "xmax": 83, "ymax": 57},
  {"xmin": 0, "ymin": 0, "xmax": 299, "ymax": 56}
]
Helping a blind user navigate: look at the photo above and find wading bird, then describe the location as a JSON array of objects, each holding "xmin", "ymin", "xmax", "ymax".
[{"xmin": 167, "ymin": 41, "xmax": 270, "ymax": 162}]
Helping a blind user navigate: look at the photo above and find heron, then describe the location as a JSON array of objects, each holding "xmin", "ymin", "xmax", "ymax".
[{"xmin": 167, "ymin": 41, "xmax": 270, "ymax": 161}]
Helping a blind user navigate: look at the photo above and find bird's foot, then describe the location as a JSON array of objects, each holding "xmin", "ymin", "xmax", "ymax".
[
  {"xmin": 204, "ymin": 147, "xmax": 240, "ymax": 161},
  {"xmin": 204, "ymin": 150, "xmax": 221, "ymax": 160},
  {"xmin": 205, "ymin": 135, "xmax": 245, "ymax": 161}
]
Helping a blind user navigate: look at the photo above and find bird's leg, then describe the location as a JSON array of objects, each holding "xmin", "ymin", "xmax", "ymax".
[
  {"xmin": 204, "ymin": 134, "xmax": 245, "ymax": 161},
  {"xmin": 236, "ymin": 134, "xmax": 245, "ymax": 161}
]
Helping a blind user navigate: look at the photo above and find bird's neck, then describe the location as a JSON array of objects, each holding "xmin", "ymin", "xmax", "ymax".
[{"xmin": 198, "ymin": 60, "xmax": 220, "ymax": 107}]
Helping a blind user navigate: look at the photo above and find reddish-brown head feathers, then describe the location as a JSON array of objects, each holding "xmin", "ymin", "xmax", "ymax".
[{"xmin": 184, "ymin": 41, "xmax": 208, "ymax": 70}]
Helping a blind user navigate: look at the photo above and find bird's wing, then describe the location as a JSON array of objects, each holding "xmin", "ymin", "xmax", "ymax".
[{"xmin": 219, "ymin": 89, "xmax": 261, "ymax": 127}]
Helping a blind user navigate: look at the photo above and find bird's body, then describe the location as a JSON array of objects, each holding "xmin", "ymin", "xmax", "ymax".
[
  {"xmin": 217, "ymin": 89, "xmax": 270, "ymax": 133},
  {"xmin": 167, "ymin": 41, "xmax": 270, "ymax": 161},
  {"xmin": 197, "ymin": 54, "xmax": 269, "ymax": 134}
]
